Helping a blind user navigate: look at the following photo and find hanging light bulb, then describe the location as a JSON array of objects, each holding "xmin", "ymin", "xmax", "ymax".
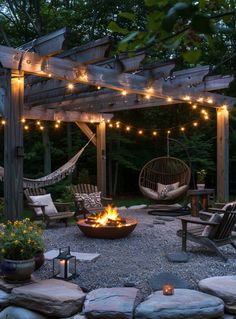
[
  {"xmin": 116, "ymin": 121, "xmax": 120, "ymax": 128},
  {"xmin": 36, "ymin": 121, "xmax": 41, "ymax": 126},
  {"xmin": 207, "ymin": 98, "xmax": 213, "ymax": 104},
  {"xmin": 183, "ymin": 95, "xmax": 191, "ymax": 101},
  {"xmin": 107, "ymin": 119, "xmax": 110, "ymax": 123},
  {"xmin": 192, "ymin": 104, "xmax": 197, "ymax": 109},
  {"xmin": 167, "ymin": 97, "xmax": 173, "ymax": 102},
  {"xmin": 180, "ymin": 127, "xmax": 185, "ymax": 131},
  {"xmin": 152, "ymin": 131, "xmax": 157, "ymax": 136},
  {"xmin": 39, "ymin": 125, "xmax": 44, "ymax": 130},
  {"xmin": 109, "ymin": 123, "xmax": 113, "ymax": 128},
  {"xmin": 138, "ymin": 130, "xmax": 143, "ymax": 135},
  {"xmin": 24, "ymin": 125, "xmax": 29, "ymax": 130},
  {"xmin": 204, "ymin": 114, "xmax": 209, "ymax": 120},
  {"xmin": 55, "ymin": 123, "xmax": 59, "ymax": 128},
  {"xmin": 167, "ymin": 130, "xmax": 171, "ymax": 135},
  {"xmin": 197, "ymin": 97, "xmax": 203, "ymax": 102},
  {"xmin": 48, "ymin": 73, "xmax": 52, "ymax": 78},
  {"xmin": 126, "ymin": 126, "xmax": 130, "ymax": 131},
  {"xmin": 121, "ymin": 90, "xmax": 127, "ymax": 96},
  {"xmin": 193, "ymin": 122, "xmax": 198, "ymax": 127},
  {"xmin": 146, "ymin": 87, "xmax": 153, "ymax": 93},
  {"xmin": 145, "ymin": 94, "xmax": 151, "ymax": 100},
  {"xmin": 67, "ymin": 83, "xmax": 74, "ymax": 90},
  {"xmin": 21, "ymin": 118, "xmax": 26, "ymax": 123},
  {"xmin": 97, "ymin": 86, "xmax": 101, "ymax": 90},
  {"xmin": 1, "ymin": 120, "xmax": 6, "ymax": 125}
]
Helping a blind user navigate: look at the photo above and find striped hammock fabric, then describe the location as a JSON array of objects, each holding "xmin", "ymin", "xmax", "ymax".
[{"xmin": 0, "ymin": 135, "xmax": 95, "ymax": 188}]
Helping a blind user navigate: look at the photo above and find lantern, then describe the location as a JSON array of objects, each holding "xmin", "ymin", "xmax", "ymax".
[
  {"xmin": 52, "ymin": 247, "xmax": 76, "ymax": 280},
  {"xmin": 162, "ymin": 283, "xmax": 174, "ymax": 295}
]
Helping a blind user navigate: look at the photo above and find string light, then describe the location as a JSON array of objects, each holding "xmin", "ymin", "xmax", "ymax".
[
  {"xmin": 126, "ymin": 126, "xmax": 131, "ymax": 131},
  {"xmin": 121, "ymin": 90, "xmax": 127, "ymax": 96},
  {"xmin": 97, "ymin": 86, "xmax": 101, "ymax": 90},
  {"xmin": 48, "ymin": 73, "xmax": 52, "ymax": 78},
  {"xmin": 197, "ymin": 97, "xmax": 203, "ymax": 102},
  {"xmin": 109, "ymin": 123, "xmax": 113, "ymax": 128},
  {"xmin": 55, "ymin": 123, "xmax": 59, "ymax": 128},
  {"xmin": 180, "ymin": 127, "xmax": 185, "ymax": 131},
  {"xmin": 167, "ymin": 97, "xmax": 173, "ymax": 102},
  {"xmin": 116, "ymin": 121, "xmax": 120, "ymax": 128},
  {"xmin": 56, "ymin": 120, "xmax": 61, "ymax": 124},
  {"xmin": 21, "ymin": 118, "xmax": 26, "ymax": 123},
  {"xmin": 192, "ymin": 104, "xmax": 197, "ymax": 109},
  {"xmin": 193, "ymin": 122, "xmax": 198, "ymax": 127},
  {"xmin": 152, "ymin": 131, "xmax": 157, "ymax": 136},
  {"xmin": 138, "ymin": 130, "xmax": 143, "ymax": 135},
  {"xmin": 1, "ymin": 120, "xmax": 5, "ymax": 125},
  {"xmin": 80, "ymin": 73, "xmax": 88, "ymax": 82},
  {"xmin": 204, "ymin": 114, "xmax": 209, "ymax": 120},
  {"xmin": 207, "ymin": 98, "xmax": 213, "ymax": 104},
  {"xmin": 39, "ymin": 125, "xmax": 44, "ymax": 130},
  {"xmin": 146, "ymin": 87, "xmax": 153, "ymax": 93},
  {"xmin": 24, "ymin": 125, "xmax": 29, "ymax": 130},
  {"xmin": 145, "ymin": 94, "xmax": 151, "ymax": 100},
  {"xmin": 167, "ymin": 130, "xmax": 171, "ymax": 134},
  {"xmin": 36, "ymin": 121, "xmax": 41, "ymax": 126},
  {"xmin": 183, "ymin": 95, "xmax": 191, "ymax": 101},
  {"xmin": 67, "ymin": 83, "xmax": 74, "ymax": 90},
  {"xmin": 107, "ymin": 119, "xmax": 111, "ymax": 123}
]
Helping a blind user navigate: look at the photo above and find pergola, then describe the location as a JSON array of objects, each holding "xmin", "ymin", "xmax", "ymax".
[{"xmin": 0, "ymin": 28, "xmax": 235, "ymax": 220}]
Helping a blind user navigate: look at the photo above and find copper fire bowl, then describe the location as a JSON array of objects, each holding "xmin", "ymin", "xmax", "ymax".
[{"xmin": 77, "ymin": 218, "xmax": 137, "ymax": 239}]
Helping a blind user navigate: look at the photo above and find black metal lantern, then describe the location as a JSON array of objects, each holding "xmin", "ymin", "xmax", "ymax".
[{"xmin": 52, "ymin": 247, "xmax": 76, "ymax": 280}]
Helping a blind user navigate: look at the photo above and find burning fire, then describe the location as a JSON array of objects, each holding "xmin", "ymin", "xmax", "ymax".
[{"xmin": 86, "ymin": 205, "xmax": 126, "ymax": 227}]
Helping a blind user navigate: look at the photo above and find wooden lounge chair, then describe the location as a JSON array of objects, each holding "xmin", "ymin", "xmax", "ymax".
[
  {"xmin": 177, "ymin": 211, "xmax": 236, "ymax": 261},
  {"xmin": 24, "ymin": 188, "xmax": 74, "ymax": 227},
  {"xmin": 71, "ymin": 184, "xmax": 112, "ymax": 218}
]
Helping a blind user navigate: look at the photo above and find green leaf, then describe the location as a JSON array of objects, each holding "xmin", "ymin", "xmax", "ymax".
[
  {"xmin": 183, "ymin": 49, "xmax": 202, "ymax": 64},
  {"xmin": 147, "ymin": 12, "xmax": 164, "ymax": 31},
  {"xmin": 145, "ymin": 0, "xmax": 168, "ymax": 6},
  {"xmin": 191, "ymin": 15, "xmax": 215, "ymax": 34},
  {"xmin": 108, "ymin": 21, "xmax": 129, "ymax": 35},
  {"xmin": 119, "ymin": 11, "xmax": 135, "ymax": 21}
]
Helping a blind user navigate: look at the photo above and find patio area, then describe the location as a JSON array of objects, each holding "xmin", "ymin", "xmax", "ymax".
[{"xmin": 36, "ymin": 208, "xmax": 236, "ymax": 297}]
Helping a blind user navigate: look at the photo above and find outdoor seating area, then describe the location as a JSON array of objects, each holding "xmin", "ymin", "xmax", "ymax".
[{"xmin": 1, "ymin": 208, "xmax": 236, "ymax": 318}]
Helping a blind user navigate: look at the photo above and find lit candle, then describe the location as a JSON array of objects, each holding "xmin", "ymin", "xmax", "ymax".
[
  {"xmin": 59, "ymin": 260, "xmax": 70, "ymax": 278},
  {"xmin": 163, "ymin": 284, "xmax": 174, "ymax": 295}
]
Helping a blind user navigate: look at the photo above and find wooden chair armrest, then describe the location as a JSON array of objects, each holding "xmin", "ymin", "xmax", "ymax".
[
  {"xmin": 178, "ymin": 216, "xmax": 219, "ymax": 226},
  {"xmin": 199, "ymin": 211, "xmax": 214, "ymax": 218},
  {"xmin": 28, "ymin": 203, "xmax": 48, "ymax": 208},
  {"xmin": 54, "ymin": 201, "xmax": 73, "ymax": 206}
]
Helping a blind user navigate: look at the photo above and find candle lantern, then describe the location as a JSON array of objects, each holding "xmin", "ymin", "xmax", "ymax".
[
  {"xmin": 162, "ymin": 283, "xmax": 174, "ymax": 295},
  {"xmin": 53, "ymin": 247, "xmax": 76, "ymax": 280}
]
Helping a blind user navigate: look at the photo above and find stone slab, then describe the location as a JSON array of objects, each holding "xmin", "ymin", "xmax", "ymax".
[
  {"xmin": 0, "ymin": 289, "xmax": 10, "ymax": 309},
  {"xmin": 128, "ymin": 204, "xmax": 147, "ymax": 209},
  {"xmin": 199, "ymin": 276, "xmax": 236, "ymax": 314},
  {"xmin": 44, "ymin": 249, "xmax": 100, "ymax": 262},
  {"xmin": 83, "ymin": 287, "xmax": 138, "ymax": 319},
  {"xmin": 0, "ymin": 306, "xmax": 47, "ymax": 319},
  {"xmin": 166, "ymin": 252, "xmax": 190, "ymax": 263},
  {"xmin": 149, "ymin": 272, "xmax": 190, "ymax": 291},
  {"xmin": 10, "ymin": 279, "xmax": 86, "ymax": 317},
  {"xmin": 0, "ymin": 276, "xmax": 38, "ymax": 293},
  {"xmin": 135, "ymin": 289, "xmax": 224, "ymax": 319}
]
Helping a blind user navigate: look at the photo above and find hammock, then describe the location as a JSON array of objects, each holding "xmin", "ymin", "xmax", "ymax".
[{"xmin": 0, "ymin": 135, "xmax": 95, "ymax": 188}]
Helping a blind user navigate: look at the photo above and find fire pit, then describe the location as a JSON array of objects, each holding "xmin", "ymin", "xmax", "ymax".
[{"xmin": 77, "ymin": 205, "xmax": 137, "ymax": 239}]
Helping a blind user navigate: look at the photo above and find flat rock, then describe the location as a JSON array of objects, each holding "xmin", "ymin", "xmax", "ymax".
[
  {"xmin": 166, "ymin": 252, "xmax": 190, "ymax": 263},
  {"xmin": 198, "ymin": 276, "xmax": 236, "ymax": 314},
  {"xmin": 128, "ymin": 204, "xmax": 147, "ymax": 209},
  {"xmin": 44, "ymin": 250, "xmax": 100, "ymax": 262},
  {"xmin": 0, "ymin": 290, "xmax": 10, "ymax": 309},
  {"xmin": 10, "ymin": 279, "xmax": 86, "ymax": 317},
  {"xmin": 62, "ymin": 314, "xmax": 86, "ymax": 319},
  {"xmin": 223, "ymin": 314, "xmax": 235, "ymax": 319},
  {"xmin": 155, "ymin": 216, "xmax": 175, "ymax": 221},
  {"xmin": 0, "ymin": 277, "xmax": 38, "ymax": 293},
  {"xmin": 0, "ymin": 306, "xmax": 47, "ymax": 319},
  {"xmin": 149, "ymin": 272, "xmax": 190, "ymax": 291},
  {"xmin": 83, "ymin": 287, "xmax": 138, "ymax": 319},
  {"xmin": 135, "ymin": 289, "xmax": 224, "ymax": 319},
  {"xmin": 153, "ymin": 220, "xmax": 165, "ymax": 225}
]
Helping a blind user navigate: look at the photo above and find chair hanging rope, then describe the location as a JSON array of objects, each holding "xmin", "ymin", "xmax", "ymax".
[{"xmin": 0, "ymin": 134, "xmax": 95, "ymax": 188}]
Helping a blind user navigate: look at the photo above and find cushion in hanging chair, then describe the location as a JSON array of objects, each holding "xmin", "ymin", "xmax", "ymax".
[
  {"xmin": 165, "ymin": 185, "xmax": 188, "ymax": 200},
  {"xmin": 140, "ymin": 186, "xmax": 160, "ymax": 201}
]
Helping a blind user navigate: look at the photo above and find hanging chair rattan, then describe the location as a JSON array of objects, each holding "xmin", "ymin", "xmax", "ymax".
[{"xmin": 139, "ymin": 156, "xmax": 191, "ymax": 204}]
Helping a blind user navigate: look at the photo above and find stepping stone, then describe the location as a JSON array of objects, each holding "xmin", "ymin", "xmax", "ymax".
[
  {"xmin": 0, "ymin": 289, "xmax": 10, "ymax": 309},
  {"xmin": 153, "ymin": 220, "xmax": 165, "ymax": 225},
  {"xmin": 135, "ymin": 289, "xmax": 224, "ymax": 319},
  {"xmin": 155, "ymin": 216, "xmax": 175, "ymax": 221},
  {"xmin": 83, "ymin": 287, "xmax": 138, "ymax": 319},
  {"xmin": 149, "ymin": 272, "xmax": 190, "ymax": 291},
  {"xmin": 0, "ymin": 277, "xmax": 38, "ymax": 293},
  {"xmin": 44, "ymin": 250, "xmax": 100, "ymax": 262},
  {"xmin": 10, "ymin": 279, "xmax": 85, "ymax": 317},
  {"xmin": 166, "ymin": 252, "xmax": 190, "ymax": 263},
  {"xmin": 198, "ymin": 276, "xmax": 236, "ymax": 314},
  {"xmin": 128, "ymin": 204, "xmax": 147, "ymax": 209},
  {"xmin": 0, "ymin": 306, "xmax": 47, "ymax": 319}
]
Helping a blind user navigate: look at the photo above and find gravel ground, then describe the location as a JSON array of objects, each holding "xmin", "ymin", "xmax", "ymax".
[{"xmin": 35, "ymin": 209, "xmax": 236, "ymax": 299}]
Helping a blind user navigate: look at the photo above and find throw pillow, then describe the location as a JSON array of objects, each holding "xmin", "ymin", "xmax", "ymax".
[
  {"xmin": 74, "ymin": 192, "xmax": 103, "ymax": 209},
  {"xmin": 201, "ymin": 213, "xmax": 222, "ymax": 238},
  {"xmin": 29, "ymin": 194, "xmax": 58, "ymax": 216},
  {"xmin": 157, "ymin": 182, "xmax": 180, "ymax": 199},
  {"xmin": 165, "ymin": 185, "xmax": 188, "ymax": 200},
  {"xmin": 140, "ymin": 186, "xmax": 160, "ymax": 200}
]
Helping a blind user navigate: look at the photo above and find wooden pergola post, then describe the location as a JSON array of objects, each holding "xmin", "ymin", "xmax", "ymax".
[
  {"xmin": 217, "ymin": 107, "xmax": 229, "ymax": 202},
  {"xmin": 96, "ymin": 120, "xmax": 106, "ymax": 196},
  {"xmin": 4, "ymin": 70, "xmax": 24, "ymax": 219}
]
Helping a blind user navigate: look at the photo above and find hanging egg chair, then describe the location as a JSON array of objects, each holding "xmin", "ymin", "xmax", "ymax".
[{"xmin": 139, "ymin": 156, "xmax": 191, "ymax": 204}]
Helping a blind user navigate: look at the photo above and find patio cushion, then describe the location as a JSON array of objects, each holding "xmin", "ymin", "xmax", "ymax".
[
  {"xmin": 74, "ymin": 192, "xmax": 103, "ymax": 209},
  {"xmin": 202, "ymin": 213, "xmax": 222, "ymax": 238},
  {"xmin": 157, "ymin": 182, "xmax": 180, "ymax": 199},
  {"xmin": 140, "ymin": 186, "xmax": 160, "ymax": 200},
  {"xmin": 29, "ymin": 194, "xmax": 58, "ymax": 216},
  {"xmin": 165, "ymin": 185, "xmax": 188, "ymax": 200}
]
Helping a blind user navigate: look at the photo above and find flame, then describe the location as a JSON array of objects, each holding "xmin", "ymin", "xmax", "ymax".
[{"xmin": 95, "ymin": 205, "xmax": 119, "ymax": 225}]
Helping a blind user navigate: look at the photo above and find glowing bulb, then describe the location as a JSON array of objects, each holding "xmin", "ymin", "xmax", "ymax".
[
  {"xmin": 167, "ymin": 97, "xmax": 173, "ymax": 102},
  {"xmin": 183, "ymin": 95, "xmax": 191, "ymax": 101},
  {"xmin": 126, "ymin": 126, "xmax": 130, "ymax": 131},
  {"xmin": 90, "ymin": 120, "xmax": 94, "ymax": 124},
  {"xmin": 24, "ymin": 125, "xmax": 29, "ymax": 130},
  {"xmin": 56, "ymin": 120, "xmax": 61, "ymax": 124},
  {"xmin": 109, "ymin": 123, "xmax": 113, "ymax": 128},
  {"xmin": 222, "ymin": 104, "xmax": 227, "ymax": 110},
  {"xmin": 197, "ymin": 97, "xmax": 203, "ymax": 102},
  {"xmin": 48, "ymin": 73, "xmax": 52, "ymax": 78},
  {"xmin": 121, "ymin": 90, "xmax": 127, "ymax": 96},
  {"xmin": 192, "ymin": 104, "xmax": 197, "ymax": 109},
  {"xmin": 167, "ymin": 130, "xmax": 171, "ymax": 134},
  {"xmin": 152, "ymin": 131, "xmax": 157, "ymax": 136},
  {"xmin": 97, "ymin": 86, "xmax": 101, "ymax": 90},
  {"xmin": 145, "ymin": 94, "xmax": 150, "ymax": 99},
  {"xmin": 55, "ymin": 123, "xmax": 59, "ymax": 128},
  {"xmin": 204, "ymin": 115, "xmax": 209, "ymax": 120},
  {"xmin": 39, "ymin": 125, "xmax": 44, "ymax": 130},
  {"xmin": 138, "ymin": 130, "xmax": 143, "ymax": 135},
  {"xmin": 107, "ymin": 119, "xmax": 110, "ymax": 123},
  {"xmin": 116, "ymin": 121, "xmax": 120, "ymax": 128},
  {"xmin": 180, "ymin": 127, "xmax": 185, "ymax": 131},
  {"xmin": 201, "ymin": 109, "xmax": 206, "ymax": 114},
  {"xmin": 67, "ymin": 83, "xmax": 74, "ymax": 90},
  {"xmin": 193, "ymin": 122, "xmax": 198, "ymax": 127},
  {"xmin": 147, "ymin": 87, "xmax": 153, "ymax": 93},
  {"xmin": 207, "ymin": 98, "xmax": 213, "ymax": 104},
  {"xmin": 1, "ymin": 120, "xmax": 6, "ymax": 125},
  {"xmin": 36, "ymin": 121, "xmax": 41, "ymax": 126},
  {"xmin": 21, "ymin": 118, "xmax": 26, "ymax": 123},
  {"xmin": 80, "ymin": 73, "xmax": 88, "ymax": 81}
]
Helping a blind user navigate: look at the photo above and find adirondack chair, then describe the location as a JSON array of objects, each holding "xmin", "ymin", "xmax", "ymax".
[
  {"xmin": 24, "ymin": 188, "xmax": 74, "ymax": 227},
  {"xmin": 177, "ymin": 211, "xmax": 236, "ymax": 261},
  {"xmin": 71, "ymin": 184, "xmax": 112, "ymax": 218}
]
